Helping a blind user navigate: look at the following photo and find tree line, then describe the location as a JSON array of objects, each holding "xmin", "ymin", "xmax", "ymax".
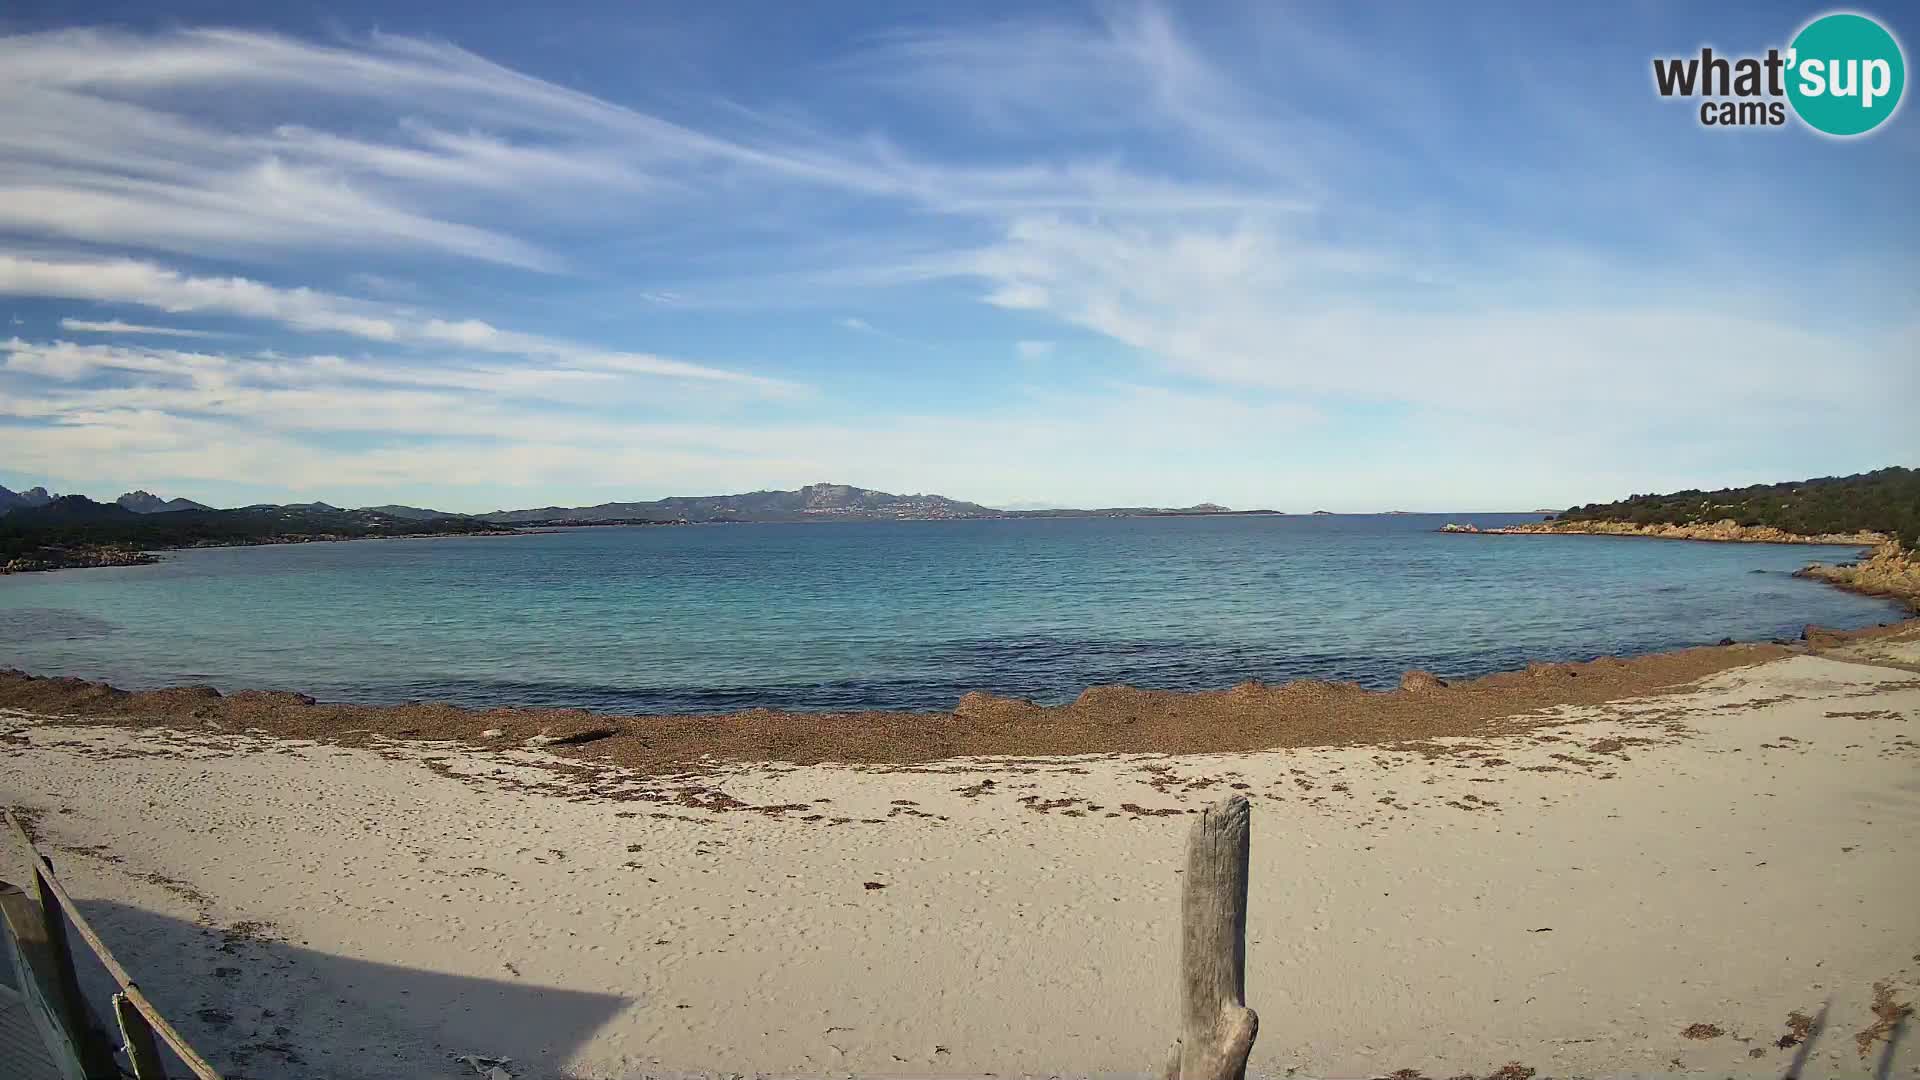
[
  {"xmin": 0, "ymin": 496, "xmax": 504, "ymax": 561},
  {"xmin": 1558, "ymin": 467, "xmax": 1919, "ymax": 551}
]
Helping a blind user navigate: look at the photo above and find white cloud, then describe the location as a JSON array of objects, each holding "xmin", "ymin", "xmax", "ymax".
[
  {"xmin": 949, "ymin": 215, "xmax": 1914, "ymax": 429},
  {"xmin": 0, "ymin": 253, "xmax": 402, "ymax": 340},
  {"xmin": 0, "ymin": 10, "xmax": 1908, "ymax": 511},
  {"xmin": 0, "ymin": 160, "xmax": 560, "ymax": 271},
  {"xmin": 0, "ymin": 336, "xmax": 1331, "ymax": 508},
  {"xmin": 0, "ymin": 21, "xmax": 1307, "ymax": 279},
  {"xmin": 0, "ymin": 254, "xmax": 802, "ymax": 394},
  {"xmin": 60, "ymin": 318, "xmax": 226, "ymax": 338}
]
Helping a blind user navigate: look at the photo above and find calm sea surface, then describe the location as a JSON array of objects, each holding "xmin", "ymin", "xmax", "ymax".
[{"xmin": 0, "ymin": 514, "xmax": 1903, "ymax": 714}]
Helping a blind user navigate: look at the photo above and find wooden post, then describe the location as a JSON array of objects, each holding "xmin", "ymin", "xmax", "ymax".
[
  {"xmin": 1162, "ymin": 794, "xmax": 1258, "ymax": 1080},
  {"xmin": 34, "ymin": 862, "xmax": 121, "ymax": 1079},
  {"xmin": 116, "ymin": 992, "xmax": 169, "ymax": 1080}
]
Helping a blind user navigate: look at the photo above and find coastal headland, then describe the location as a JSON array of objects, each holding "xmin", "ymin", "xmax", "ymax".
[
  {"xmin": 1432, "ymin": 468, "xmax": 1920, "ymax": 613},
  {"xmin": 1439, "ymin": 518, "xmax": 1886, "ymax": 545}
]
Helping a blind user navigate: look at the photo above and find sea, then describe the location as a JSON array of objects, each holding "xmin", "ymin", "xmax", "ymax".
[{"xmin": 0, "ymin": 514, "xmax": 1904, "ymax": 715}]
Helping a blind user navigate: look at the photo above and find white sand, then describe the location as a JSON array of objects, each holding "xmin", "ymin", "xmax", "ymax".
[{"xmin": 2, "ymin": 649, "xmax": 1917, "ymax": 1079}]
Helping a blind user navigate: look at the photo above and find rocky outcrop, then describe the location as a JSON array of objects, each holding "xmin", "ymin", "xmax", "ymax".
[
  {"xmin": 0, "ymin": 484, "xmax": 57, "ymax": 514},
  {"xmin": 2, "ymin": 545, "xmax": 158, "ymax": 573},
  {"xmin": 1444, "ymin": 518, "xmax": 1885, "ymax": 545},
  {"xmin": 1795, "ymin": 544, "xmax": 1920, "ymax": 612}
]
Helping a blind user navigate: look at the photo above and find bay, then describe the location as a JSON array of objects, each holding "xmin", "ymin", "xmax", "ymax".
[{"xmin": 0, "ymin": 514, "xmax": 1901, "ymax": 713}]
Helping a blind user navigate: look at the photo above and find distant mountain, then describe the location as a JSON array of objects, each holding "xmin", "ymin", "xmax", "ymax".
[
  {"xmin": 8, "ymin": 481, "xmax": 1283, "ymax": 529},
  {"xmin": 10, "ymin": 494, "xmax": 138, "ymax": 522},
  {"xmin": 116, "ymin": 490, "xmax": 213, "ymax": 514},
  {"xmin": 480, "ymin": 482, "xmax": 1002, "ymax": 524},
  {"xmin": 358, "ymin": 504, "xmax": 460, "ymax": 520},
  {"xmin": 246, "ymin": 501, "xmax": 342, "ymax": 513},
  {"xmin": 478, "ymin": 484, "xmax": 1279, "ymax": 524},
  {"xmin": 0, "ymin": 485, "xmax": 58, "ymax": 514}
]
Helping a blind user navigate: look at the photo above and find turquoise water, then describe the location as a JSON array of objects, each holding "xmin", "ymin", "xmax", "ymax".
[{"xmin": 0, "ymin": 514, "xmax": 1902, "ymax": 714}]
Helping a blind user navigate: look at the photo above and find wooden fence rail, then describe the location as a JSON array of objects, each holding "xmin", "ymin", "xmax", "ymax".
[{"xmin": 4, "ymin": 809, "xmax": 224, "ymax": 1080}]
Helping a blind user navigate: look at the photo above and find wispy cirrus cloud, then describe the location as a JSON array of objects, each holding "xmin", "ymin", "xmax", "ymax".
[
  {"xmin": 0, "ymin": 5, "xmax": 1909, "ymax": 512},
  {"xmin": 0, "ymin": 254, "xmax": 802, "ymax": 394},
  {"xmin": 59, "ymin": 318, "xmax": 227, "ymax": 338},
  {"xmin": 0, "ymin": 22, "xmax": 1304, "ymax": 275},
  {"xmin": 0, "ymin": 336, "xmax": 1324, "ymax": 508}
]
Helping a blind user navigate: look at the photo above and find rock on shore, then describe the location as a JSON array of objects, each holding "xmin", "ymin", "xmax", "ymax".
[
  {"xmin": 2, "ymin": 544, "xmax": 158, "ymax": 573},
  {"xmin": 1795, "ymin": 543, "xmax": 1920, "ymax": 611},
  {"xmin": 1442, "ymin": 518, "xmax": 1886, "ymax": 545}
]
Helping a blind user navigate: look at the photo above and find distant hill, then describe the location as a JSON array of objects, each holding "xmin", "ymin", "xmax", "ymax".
[
  {"xmin": 1001, "ymin": 503, "xmax": 1278, "ymax": 518},
  {"xmin": 116, "ymin": 490, "xmax": 213, "ymax": 514},
  {"xmin": 244, "ymin": 501, "xmax": 343, "ymax": 513},
  {"xmin": 13, "ymin": 494, "xmax": 136, "ymax": 522},
  {"xmin": 1558, "ymin": 467, "xmax": 1919, "ymax": 550},
  {"xmin": 1, "ymin": 496, "xmax": 510, "ymax": 564},
  {"xmin": 478, "ymin": 484, "xmax": 1278, "ymax": 524},
  {"xmin": 360, "ymin": 504, "xmax": 460, "ymax": 521},
  {"xmin": 5, "ymin": 479, "xmax": 1282, "ymax": 532},
  {"xmin": 480, "ymin": 482, "xmax": 1003, "ymax": 523},
  {"xmin": 0, "ymin": 484, "xmax": 58, "ymax": 514}
]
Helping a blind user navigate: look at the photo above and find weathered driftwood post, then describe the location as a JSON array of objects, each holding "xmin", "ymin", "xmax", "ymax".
[{"xmin": 1162, "ymin": 794, "xmax": 1258, "ymax": 1080}]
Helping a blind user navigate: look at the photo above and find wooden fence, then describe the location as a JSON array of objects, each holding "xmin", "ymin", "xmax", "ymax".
[
  {"xmin": 2, "ymin": 809, "xmax": 223, "ymax": 1080},
  {"xmin": 2, "ymin": 795, "xmax": 1258, "ymax": 1080}
]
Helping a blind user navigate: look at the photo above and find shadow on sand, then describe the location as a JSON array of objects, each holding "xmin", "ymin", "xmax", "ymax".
[{"xmin": 42, "ymin": 898, "xmax": 629, "ymax": 1080}]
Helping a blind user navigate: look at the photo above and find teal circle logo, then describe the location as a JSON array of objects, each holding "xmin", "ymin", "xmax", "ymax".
[{"xmin": 1787, "ymin": 12, "xmax": 1905, "ymax": 136}]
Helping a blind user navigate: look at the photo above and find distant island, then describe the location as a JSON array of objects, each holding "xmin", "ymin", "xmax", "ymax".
[
  {"xmin": 463, "ymin": 484, "xmax": 1279, "ymax": 525},
  {"xmin": 0, "ymin": 481, "xmax": 1285, "ymax": 572}
]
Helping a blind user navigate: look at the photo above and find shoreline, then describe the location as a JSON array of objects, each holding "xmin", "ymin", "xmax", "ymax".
[
  {"xmin": 1795, "ymin": 544, "xmax": 1920, "ymax": 612},
  {"xmin": 0, "ymin": 526, "xmax": 530, "ymax": 574},
  {"xmin": 1439, "ymin": 521, "xmax": 1920, "ymax": 614},
  {"xmin": 5, "ymin": 617, "xmax": 1914, "ymax": 777},
  {"xmin": 1439, "ymin": 517, "xmax": 1888, "ymax": 546},
  {"xmin": 4, "ymin": 632, "xmax": 1917, "ymax": 1076}
]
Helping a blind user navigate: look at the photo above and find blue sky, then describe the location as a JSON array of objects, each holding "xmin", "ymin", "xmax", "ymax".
[{"xmin": 0, "ymin": 1, "xmax": 1913, "ymax": 512}]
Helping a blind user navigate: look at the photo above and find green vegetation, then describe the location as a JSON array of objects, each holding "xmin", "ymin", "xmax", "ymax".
[
  {"xmin": 1559, "ymin": 467, "xmax": 1920, "ymax": 550},
  {"xmin": 1, "ymin": 496, "xmax": 508, "ymax": 564}
]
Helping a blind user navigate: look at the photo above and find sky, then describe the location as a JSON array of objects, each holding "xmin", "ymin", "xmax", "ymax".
[{"xmin": 0, "ymin": 1, "xmax": 1914, "ymax": 514}]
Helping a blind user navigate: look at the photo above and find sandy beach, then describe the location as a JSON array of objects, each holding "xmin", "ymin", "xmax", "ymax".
[{"xmin": 1, "ymin": 628, "xmax": 1916, "ymax": 1079}]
